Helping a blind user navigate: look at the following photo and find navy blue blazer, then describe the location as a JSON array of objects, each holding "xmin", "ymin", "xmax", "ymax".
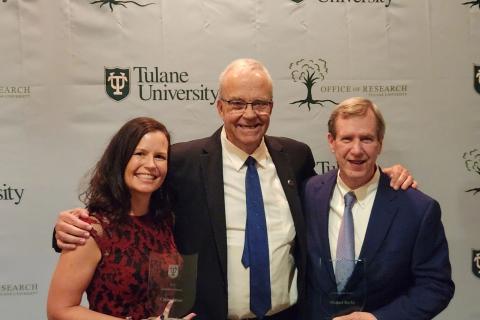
[{"xmin": 304, "ymin": 169, "xmax": 454, "ymax": 320}]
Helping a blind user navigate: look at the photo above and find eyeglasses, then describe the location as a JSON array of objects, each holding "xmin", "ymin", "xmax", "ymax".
[{"xmin": 220, "ymin": 98, "xmax": 272, "ymax": 115}]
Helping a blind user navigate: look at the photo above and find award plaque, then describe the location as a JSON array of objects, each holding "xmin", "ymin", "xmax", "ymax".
[
  {"xmin": 147, "ymin": 251, "xmax": 198, "ymax": 319},
  {"xmin": 325, "ymin": 259, "xmax": 366, "ymax": 319}
]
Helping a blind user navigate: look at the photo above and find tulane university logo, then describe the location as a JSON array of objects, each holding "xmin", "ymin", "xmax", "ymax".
[
  {"xmin": 473, "ymin": 250, "xmax": 480, "ymax": 278},
  {"xmin": 105, "ymin": 67, "xmax": 130, "ymax": 101},
  {"xmin": 168, "ymin": 264, "xmax": 179, "ymax": 279},
  {"xmin": 475, "ymin": 65, "xmax": 480, "ymax": 95}
]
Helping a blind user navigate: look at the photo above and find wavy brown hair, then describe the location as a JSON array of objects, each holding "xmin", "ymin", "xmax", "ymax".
[{"xmin": 80, "ymin": 117, "xmax": 171, "ymax": 224}]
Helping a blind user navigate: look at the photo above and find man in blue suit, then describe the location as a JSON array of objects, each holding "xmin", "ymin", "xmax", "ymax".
[{"xmin": 304, "ymin": 97, "xmax": 454, "ymax": 320}]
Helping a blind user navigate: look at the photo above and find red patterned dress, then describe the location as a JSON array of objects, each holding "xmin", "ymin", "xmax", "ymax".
[{"xmin": 85, "ymin": 212, "xmax": 178, "ymax": 320}]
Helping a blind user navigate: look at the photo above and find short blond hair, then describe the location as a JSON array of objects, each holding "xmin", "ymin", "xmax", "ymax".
[{"xmin": 328, "ymin": 97, "xmax": 385, "ymax": 140}]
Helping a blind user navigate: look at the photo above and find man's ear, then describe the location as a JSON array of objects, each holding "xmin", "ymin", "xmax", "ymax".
[
  {"xmin": 327, "ymin": 132, "xmax": 335, "ymax": 153},
  {"xmin": 216, "ymin": 99, "xmax": 224, "ymax": 116}
]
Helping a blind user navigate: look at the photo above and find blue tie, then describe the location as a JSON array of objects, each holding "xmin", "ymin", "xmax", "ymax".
[
  {"xmin": 335, "ymin": 191, "xmax": 356, "ymax": 292},
  {"xmin": 242, "ymin": 156, "xmax": 271, "ymax": 318}
]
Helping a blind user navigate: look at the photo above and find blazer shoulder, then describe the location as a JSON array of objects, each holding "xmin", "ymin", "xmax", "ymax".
[
  {"xmin": 379, "ymin": 171, "xmax": 439, "ymax": 210},
  {"xmin": 304, "ymin": 169, "xmax": 336, "ymax": 191},
  {"xmin": 171, "ymin": 136, "xmax": 210, "ymax": 154},
  {"xmin": 401, "ymin": 187, "xmax": 440, "ymax": 213},
  {"xmin": 171, "ymin": 128, "xmax": 221, "ymax": 159},
  {"xmin": 267, "ymin": 135, "xmax": 310, "ymax": 151}
]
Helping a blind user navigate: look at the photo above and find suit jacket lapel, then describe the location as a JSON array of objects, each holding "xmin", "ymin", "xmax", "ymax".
[
  {"xmin": 358, "ymin": 171, "xmax": 399, "ymax": 266},
  {"xmin": 265, "ymin": 137, "xmax": 304, "ymax": 235},
  {"xmin": 315, "ymin": 171, "xmax": 338, "ymax": 289},
  {"xmin": 199, "ymin": 128, "xmax": 228, "ymax": 287}
]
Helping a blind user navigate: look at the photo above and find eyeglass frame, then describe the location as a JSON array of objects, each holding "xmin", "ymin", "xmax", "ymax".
[{"xmin": 219, "ymin": 98, "xmax": 273, "ymax": 114}]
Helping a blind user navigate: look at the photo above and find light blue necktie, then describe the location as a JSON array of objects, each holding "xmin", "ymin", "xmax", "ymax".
[
  {"xmin": 242, "ymin": 156, "xmax": 271, "ymax": 319},
  {"xmin": 335, "ymin": 191, "xmax": 356, "ymax": 292}
]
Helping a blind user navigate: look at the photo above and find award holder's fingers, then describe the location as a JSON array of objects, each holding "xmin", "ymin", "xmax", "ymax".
[
  {"xmin": 161, "ymin": 300, "xmax": 175, "ymax": 319},
  {"xmin": 160, "ymin": 299, "xmax": 195, "ymax": 319}
]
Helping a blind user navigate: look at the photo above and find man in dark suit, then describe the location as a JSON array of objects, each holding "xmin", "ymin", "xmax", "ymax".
[
  {"xmin": 304, "ymin": 97, "xmax": 454, "ymax": 320},
  {"xmin": 53, "ymin": 61, "xmax": 414, "ymax": 320},
  {"xmin": 166, "ymin": 58, "xmax": 316, "ymax": 319}
]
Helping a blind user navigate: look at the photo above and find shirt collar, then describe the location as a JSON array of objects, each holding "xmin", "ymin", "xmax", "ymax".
[
  {"xmin": 336, "ymin": 166, "xmax": 380, "ymax": 208},
  {"xmin": 220, "ymin": 127, "xmax": 269, "ymax": 171}
]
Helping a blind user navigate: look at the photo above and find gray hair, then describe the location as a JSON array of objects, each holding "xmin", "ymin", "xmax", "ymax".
[{"xmin": 218, "ymin": 58, "xmax": 273, "ymax": 98}]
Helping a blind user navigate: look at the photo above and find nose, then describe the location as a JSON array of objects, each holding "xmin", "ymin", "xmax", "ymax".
[
  {"xmin": 242, "ymin": 104, "xmax": 257, "ymax": 118},
  {"xmin": 143, "ymin": 155, "xmax": 157, "ymax": 169},
  {"xmin": 350, "ymin": 140, "xmax": 363, "ymax": 155}
]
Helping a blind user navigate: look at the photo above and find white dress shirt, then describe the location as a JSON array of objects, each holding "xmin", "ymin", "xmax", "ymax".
[
  {"xmin": 221, "ymin": 128, "xmax": 297, "ymax": 319},
  {"xmin": 329, "ymin": 167, "xmax": 380, "ymax": 269}
]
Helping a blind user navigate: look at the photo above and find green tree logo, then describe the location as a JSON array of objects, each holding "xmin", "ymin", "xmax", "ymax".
[
  {"xmin": 90, "ymin": 0, "xmax": 154, "ymax": 12},
  {"xmin": 463, "ymin": 0, "xmax": 480, "ymax": 8},
  {"xmin": 289, "ymin": 59, "xmax": 337, "ymax": 110},
  {"xmin": 463, "ymin": 148, "xmax": 480, "ymax": 194}
]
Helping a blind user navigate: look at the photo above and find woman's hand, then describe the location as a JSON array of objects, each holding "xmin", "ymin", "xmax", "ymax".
[{"xmin": 153, "ymin": 300, "xmax": 196, "ymax": 320}]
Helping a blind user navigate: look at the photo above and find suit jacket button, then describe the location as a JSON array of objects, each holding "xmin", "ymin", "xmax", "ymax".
[{"xmin": 288, "ymin": 179, "xmax": 295, "ymax": 187}]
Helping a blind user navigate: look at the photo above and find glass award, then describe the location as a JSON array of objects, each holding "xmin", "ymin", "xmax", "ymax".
[
  {"xmin": 147, "ymin": 251, "xmax": 198, "ymax": 319},
  {"xmin": 324, "ymin": 259, "xmax": 366, "ymax": 320}
]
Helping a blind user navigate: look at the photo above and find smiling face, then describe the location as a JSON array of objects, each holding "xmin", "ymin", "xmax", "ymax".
[
  {"xmin": 217, "ymin": 61, "xmax": 273, "ymax": 154},
  {"xmin": 328, "ymin": 108, "xmax": 383, "ymax": 189},
  {"xmin": 124, "ymin": 131, "xmax": 169, "ymax": 199}
]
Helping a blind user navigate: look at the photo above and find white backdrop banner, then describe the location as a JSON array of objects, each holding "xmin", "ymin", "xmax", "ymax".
[{"xmin": 0, "ymin": 0, "xmax": 479, "ymax": 319}]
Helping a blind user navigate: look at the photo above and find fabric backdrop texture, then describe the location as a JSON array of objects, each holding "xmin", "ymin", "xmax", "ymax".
[{"xmin": 0, "ymin": 0, "xmax": 479, "ymax": 319}]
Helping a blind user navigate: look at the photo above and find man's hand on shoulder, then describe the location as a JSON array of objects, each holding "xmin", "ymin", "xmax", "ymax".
[
  {"xmin": 55, "ymin": 208, "xmax": 92, "ymax": 250},
  {"xmin": 333, "ymin": 311, "xmax": 377, "ymax": 320},
  {"xmin": 382, "ymin": 164, "xmax": 418, "ymax": 190}
]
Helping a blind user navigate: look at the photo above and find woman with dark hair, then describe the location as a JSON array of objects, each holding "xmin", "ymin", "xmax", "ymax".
[{"xmin": 47, "ymin": 117, "xmax": 195, "ymax": 320}]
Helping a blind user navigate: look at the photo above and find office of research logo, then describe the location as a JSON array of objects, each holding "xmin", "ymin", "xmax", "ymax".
[
  {"xmin": 463, "ymin": 1, "xmax": 480, "ymax": 9},
  {"xmin": 473, "ymin": 250, "xmax": 480, "ymax": 279},
  {"xmin": 475, "ymin": 65, "xmax": 480, "ymax": 95},
  {"xmin": 463, "ymin": 148, "xmax": 480, "ymax": 195},
  {"xmin": 289, "ymin": 59, "xmax": 337, "ymax": 111},
  {"xmin": 0, "ymin": 283, "xmax": 38, "ymax": 296},
  {"xmin": 105, "ymin": 67, "xmax": 130, "ymax": 102},
  {"xmin": 91, "ymin": 0, "xmax": 154, "ymax": 12}
]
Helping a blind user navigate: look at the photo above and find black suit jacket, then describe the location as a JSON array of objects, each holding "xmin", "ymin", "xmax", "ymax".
[
  {"xmin": 168, "ymin": 127, "xmax": 316, "ymax": 320},
  {"xmin": 304, "ymin": 170, "xmax": 454, "ymax": 320}
]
